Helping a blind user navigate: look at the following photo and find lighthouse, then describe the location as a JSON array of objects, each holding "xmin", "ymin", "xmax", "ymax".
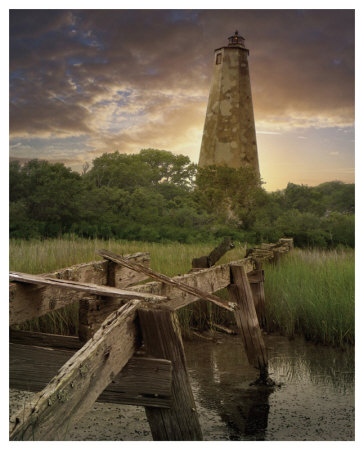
[{"xmin": 199, "ymin": 31, "xmax": 260, "ymax": 176}]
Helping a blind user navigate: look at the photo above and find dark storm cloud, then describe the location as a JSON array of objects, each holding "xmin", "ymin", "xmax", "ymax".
[{"xmin": 9, "ymin": 9, "xmax": 354, "ymax": 143}]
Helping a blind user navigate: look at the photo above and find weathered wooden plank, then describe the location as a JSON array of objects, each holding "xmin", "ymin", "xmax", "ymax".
[
  {"xmin": 45, "ymin": 252, "xmax": 150, "ymax": 287},
  {"xmin": 192, "ymin": 237, "xmax": 234, "ymax": 268},
  {"xmin": 129, "ymin": 258, "xmax": 254, "ymax": 310},
  {"xmin": 228, "ymin": 264, "xmax": 268, "ymax": 378},
  {"xmin": 9, "ymin": 329, "xmax": 82, "ymax": 350},
  {"xmin": 10, "ymin": 343, "xmax": 172, "ymax": 408},
  {"xmin": 9, "ymin": 252, "xmax": 150, "ymax": 326},
  {"xmin": 9, "ymin": 272, "xmax": 166, "ymax": 326},
  {"xmin": 98, "ymin": 249, "xmax": 236, "ymax": 311},
  {"xmin": 249, "ymin": 263, "xmax": 266, "ymax": 327},
  {"xmin": 279, "ymin": 237, "xmax": 294, "ymax": 249},
  {"xmin": 9, "ymin": 300, "xmax": 141, "ymax": 441},
  {"xmin": 247, "ymin": 269, "xmax": 265, "ymax": 284},
  {"xmin": 74, "ymin": 257, "xmax": 255, "ymax": 332},
  {"xmin": 100, "ymin": 356, "xmax": 172, "ymax": 408},
  {"xmin": 77, "ymin": 254, "xmax": 151, "ymax": 342},
  {"xmin": 138, "ymin": 305, "xmax": 203, "ymax": 440}
]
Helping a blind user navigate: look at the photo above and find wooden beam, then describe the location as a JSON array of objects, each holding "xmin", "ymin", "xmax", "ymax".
[
  {"xmin": 192, "ymin": 237, "xmax": 234, "ymax": 268},
  {"xmin": 228, "ymin": 264, "xmax": 268, "ymax": 378},
  {"xmin": 9, "ymin": 329, "xmax": 82, "ymax": 350},
  {"xmin": 10, "ymin": 300, "xmax": 141, "ymax": 441},
  {"xmin": 9, "ymin": 252, "xmax": 150, "ymax": 326},
  {"xmin": 98, "ymin": 249, "xmax": 236, "ymax": 311},
  {"xmin": 44, "ymin": 252, "xmax": 150, "ymax": 287},
  {"xmin": 9, "ymin": 271, "xmax": 166, "ymax": 326},
  {"xmin": 10, "ymin": 343, "xmax": 172, "ymax": 409},
  {"xmin": 138, "ymin": 305, "xmax": 203, "ymax": 440}
]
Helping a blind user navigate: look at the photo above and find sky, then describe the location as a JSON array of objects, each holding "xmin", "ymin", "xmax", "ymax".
[{"xmin": 9, "ymin": 8, "xmax": 355, "ymax": 191}]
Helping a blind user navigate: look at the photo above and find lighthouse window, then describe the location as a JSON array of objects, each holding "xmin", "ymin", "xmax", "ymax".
[{"xmin": 216, "ymin": 53, "xmax": 222, "ymax": 65}]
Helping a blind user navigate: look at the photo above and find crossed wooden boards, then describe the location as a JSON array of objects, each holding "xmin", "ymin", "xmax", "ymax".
[{"xmin": 9, "ymin": 249, "xmax": 267, "ymax": 441}]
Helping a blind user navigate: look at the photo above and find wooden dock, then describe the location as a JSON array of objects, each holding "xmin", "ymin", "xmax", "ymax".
[{"xmin": 9, "ymin": 238, "xmax": 293, "ymax": 440}]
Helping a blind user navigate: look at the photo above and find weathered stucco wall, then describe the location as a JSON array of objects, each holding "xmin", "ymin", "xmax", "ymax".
[{"xmin": 199, "ymin": 46, "xmax": 260, "ymax": 175}]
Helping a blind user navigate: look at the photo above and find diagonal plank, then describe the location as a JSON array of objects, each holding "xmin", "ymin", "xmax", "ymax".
[
  {"xmin": 10, "ymin": 300, "xmax": 141, "ymax": 441},
  {"xmin": 98, "ymin": 249, "xmax": 236, "ymax": 312},
  {"xmin": 10, "ymin": 271, "xmax": 167, "ymax": 302},
  {"xmin": 10, "ymin": 252, "xmax": 151, "ymax": 326}
]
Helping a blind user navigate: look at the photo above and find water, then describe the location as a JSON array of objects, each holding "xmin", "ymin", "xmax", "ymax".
[
  {"xmin": 184, "ymin": 333, "xmax": 354, "ymax": 440},
  {"xmin": 10, "ymin": 333, "xmax": 354, "ymax": 440}
]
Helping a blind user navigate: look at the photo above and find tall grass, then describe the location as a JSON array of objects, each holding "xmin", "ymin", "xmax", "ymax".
[
  {"xmin": 9, "ymin": 236, "xmax": 246, "ymax": 335},
  {"xmin": 264, "ymin": 248, "xmax": 355, "ymax": 347},
  {"xmin": 10, "ymin": 238, "xmax": 355, "ymax": 346}
]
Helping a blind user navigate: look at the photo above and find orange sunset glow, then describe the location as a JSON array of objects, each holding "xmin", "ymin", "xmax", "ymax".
[{"xmin": 10, "ymin": 9, "xmax": 354, "ymax": 191}]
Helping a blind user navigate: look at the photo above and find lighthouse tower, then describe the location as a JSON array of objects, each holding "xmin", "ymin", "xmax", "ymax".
[{"xmin": 199, "ymin": 31, "xmax": 260, "ymax": 176}]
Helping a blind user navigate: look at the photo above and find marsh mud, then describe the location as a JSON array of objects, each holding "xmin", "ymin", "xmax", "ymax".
[{"xmin": 10, "ymin": 333, "xmax": 354, "ymax": 441}]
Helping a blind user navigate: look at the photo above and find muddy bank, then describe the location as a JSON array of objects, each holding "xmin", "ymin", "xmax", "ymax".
[{"xmin": 10, "ymin": 333, "xmax": 354, "ymax": 440}]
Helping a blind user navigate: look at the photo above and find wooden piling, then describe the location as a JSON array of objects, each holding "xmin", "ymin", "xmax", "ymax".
[
  {"xmin": 228, "ymin": 264, "xmax": 268, "ymax": 378},
  {"xmin": 248, "ymin": 261, "xmax": 266, "ymax": 327},
  {"xmin": 138, "ymin": 305, "xmax": 203, "ymax": 441}
]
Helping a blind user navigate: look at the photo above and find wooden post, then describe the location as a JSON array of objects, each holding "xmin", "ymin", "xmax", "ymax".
[
  {"xmin": 192, "ymin": 237, "xmax": 234, "ymax": 268},
  {"xmin": 228, "ymin": 264, "xmax": 268, "ymax": 380},
  {"xmin": 78, "ymin": 256, "xmax": 150, "ymax": 342},
  {"xmin": 248, "ymin": 261, "xmax": 266, "ymax": 328},
  {"xmin": 138, "ymin": 305, "xmax": 203, "ymax": 440}
]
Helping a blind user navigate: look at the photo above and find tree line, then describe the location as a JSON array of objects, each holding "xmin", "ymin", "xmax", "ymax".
[{"xmin": 9, "ymin": 149, "xmax": 355, "ymax": 247}]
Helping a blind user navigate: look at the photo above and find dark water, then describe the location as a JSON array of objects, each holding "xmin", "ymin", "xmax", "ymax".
[
  {"xmin": 184, "ymin": 334, "xmax": 354, "ymax": 441},
  {"xmin": 10, "ymin": 333, "xmax": 354, "ymax": 441}
]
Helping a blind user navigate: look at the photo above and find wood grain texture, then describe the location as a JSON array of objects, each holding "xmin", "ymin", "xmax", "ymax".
[
  {"xmin": 10, "ymin": 300, "xmax": 140, "ymax": 441},
  {"xmin": 228, "ymin": 264, "xmax": 268, "ymax": 375},
  {"xmin": 99, "ymin": 249, "xmax": 248, "ymax": 311},
  {"xmin": 10, "ymin": 343, "xmax": 172, "ymax": 408},
  {"xmin": 9, "ymin": 252, "xmax": 150, "ymax": 326},
  {"xmin": 9, "ymin": 271, "xmax": 166, "ymax": 326},
  {"xmin": 138, "ymin": 305, "xmax": 203, "ymax": 440},
  {"xmin": 9, "ymin": 329, "xmax": 82, "ymax": 350}
]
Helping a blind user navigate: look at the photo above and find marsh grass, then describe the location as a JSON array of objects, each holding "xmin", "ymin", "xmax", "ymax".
[
  {"xmin": 9, "ymin": 236, "xmax": 246, "ymax": 335},
  {"xmin": 264, "ymin": 248, "xmax": 355, "ymax": 346},
  {"xmin": 10, "ymin": 238, "xmax": 354, "ymax": 346}
]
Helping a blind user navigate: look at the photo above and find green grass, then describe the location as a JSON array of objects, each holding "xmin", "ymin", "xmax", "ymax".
[
  {"xmin": 264, "ymin": 248, "xmax": 355, "ymax": 346},
  {"xmin": 9, "ymin": 236, "xmax": 247, "ymax": 276},
  {"xmin": 9, "ymin": 236, "xmax": 246, "ymax": 335},
  {"xmin": 10, "ymin": 238, "xmax": 355, "ymax": 346}
]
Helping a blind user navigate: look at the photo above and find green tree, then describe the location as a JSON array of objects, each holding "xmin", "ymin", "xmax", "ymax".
[{"xmin": 194, "ymin": 165, "xmax": 263, "ymax": 229}]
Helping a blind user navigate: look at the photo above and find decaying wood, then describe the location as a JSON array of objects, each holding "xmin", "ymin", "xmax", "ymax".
[
  {"xmin": 192, "ymin": 330, "xmax": 215, "ymax": 341},
  {"xmin": 211, "ymin": 323, "xmax": 237, "ymax": 335},
  {"xmin": 245, "ymin": 238, "xmax": 293, "ymax": 263},
  {"xmin": 228, "ymin": 264, "xmax": 268, "ymax": 377},
  {"xmin": 74, "ymin": 257, "xmax": 254, "ymax": 330},
  {"xmin": 46, "ymin": 252, "xmax": 150, "ymax": 288},
  {"xmin": 192, "ymin": 237, "xmax": 235, "ymax": 268},
  {"xmin": 9, "ymin": 271, "xmax": 166, "ymax": 326},
  {"xmin": 10, "ymin": 343, "xmax": 172, "ymax": 409},
  {"xmin": 138, "ymin": 305, "xmax": 203, "ymax": 440},
  {"xmin": 100, "ymin": 356, "xmax": 172, "ymax": 408},
  {"xmin": 279, "ymin": 237, "xmax": 294, "ymax": 249},
  {"xmin": 10, "ymin": 300, "xmax": 141, "ymax": 441},
  {"xmin": 9, "ymin": 252, "xmax": 150, "ymax": 326},
  {"xmin": 98, "ymin": 249, "xmax": 236, "ymax": 311},
  {"xmin": 9, "ymin": 329, "xmax": 82, "ymax": 350},
  {"xmin": 248, "ymin": 263, "xmax": 266, "ymax": 327}
]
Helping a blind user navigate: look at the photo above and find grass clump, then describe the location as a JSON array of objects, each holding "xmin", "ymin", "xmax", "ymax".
[{"xmin": 264, "ymin": 248, "xmax": 354, "ymax": 346}]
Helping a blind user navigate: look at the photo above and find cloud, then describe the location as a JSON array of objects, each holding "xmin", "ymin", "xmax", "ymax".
[{"xmin": 9, "ymin": 9, "xmax": 354, "ymax": 165}]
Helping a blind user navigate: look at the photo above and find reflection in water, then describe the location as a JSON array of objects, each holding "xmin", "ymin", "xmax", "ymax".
[{"xmin": 184, "ymin": 334, "xmax": 354, "ymax": 441}]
